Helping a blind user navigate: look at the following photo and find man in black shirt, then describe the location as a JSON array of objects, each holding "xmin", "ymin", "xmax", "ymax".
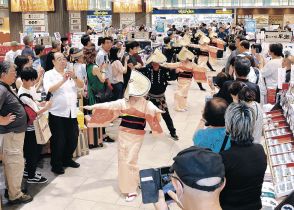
[
  {"xmin": 139, "ymin": 50, "xmax": 179, "ymax": 140},
  {"xmin": 215, "ymin": 57, "xmax": 260, "ymax": 104}
]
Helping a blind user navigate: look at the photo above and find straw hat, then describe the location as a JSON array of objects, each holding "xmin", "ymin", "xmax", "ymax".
[
  {"xmin": 178, "ymin": 34, "xmax": 191, "ymax": 47},
  {"xmin": 177, "ymin": 47, "xmax": 195, "ymax": 61},
  {"xmin": 10, "ymin": 41, "xmax": 20, "ymax": 47},
  {"xmin": 146, "ymin": 49, "xmax": 167, "ymax": 64},
  {"xmin": 71, "ymin": 48, "xmax": 83, "ymax": 60},
  {"xmin": 124, "ymin": 70, "xmax": 151, "ymax": 99}
]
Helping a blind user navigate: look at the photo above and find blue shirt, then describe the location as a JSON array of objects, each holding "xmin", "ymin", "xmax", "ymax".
[{"xmin": 193, "ymin": 127, "xmax": 231, "ymax": 153}]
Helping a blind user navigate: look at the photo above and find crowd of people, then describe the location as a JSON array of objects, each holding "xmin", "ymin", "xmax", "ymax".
[{"xmin": 0, "ymin": 21, "xmax": 294, "ymax": 209}]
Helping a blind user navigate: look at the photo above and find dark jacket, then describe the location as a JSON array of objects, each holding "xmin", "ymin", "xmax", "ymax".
[{"xmin": 215, "ymin": 78, "xmax": 260, "ymax": 104}]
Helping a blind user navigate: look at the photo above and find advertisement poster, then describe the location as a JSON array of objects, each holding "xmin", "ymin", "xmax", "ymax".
[
  {"xmin": 155, "ymin": 17, "xmax": 165, "ymax": 33},
  {"xmin": 245, "ymin": 19, "xmax": 256, "ymax": 33},
  {"xmin": 87, "ymin": 11, "xmax": 112, "ymax": 32},
  {"xmin": 66, "ymin": 0, "xmax": 88, "ymax": 11},
  {"xmin": 11, "ymin": 0, "xmax": 54, "ymax": 12},
  {"xmin": 113, "ymin": 0, "xmax": 142, "ymax": 13},
  {"xmin": 253, "ymin": 14, "xmax": 269, "ymax": 29}
]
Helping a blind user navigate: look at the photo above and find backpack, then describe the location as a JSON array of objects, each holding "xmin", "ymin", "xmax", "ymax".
[{"xmin": 19, "ymin": 93, "xmax": 38, "ymax": 125}]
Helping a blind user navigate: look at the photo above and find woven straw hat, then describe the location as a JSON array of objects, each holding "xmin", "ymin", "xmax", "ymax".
[
  {"xmin": 177, "ymin": 47, "xmax": 195, "ymax": 61},
  {"xmin": 146, "ymin": 49, "xmax": 167, "ymax": 64},
  {"xmin": 124, "ymin": 70, "xmax": 151, "ymax": 99}
]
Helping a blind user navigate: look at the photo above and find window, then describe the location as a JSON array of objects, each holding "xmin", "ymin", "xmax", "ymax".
[
  {"xmin": 0, "ymin": 0, "xmax": 8, "ymax": 6},
  {"xmin": 264, "ymin": 0, "xmax": 288, "ymax": 6},
  {"xmin": 88, "ymin": 0, "xmax": 111, "ymax": 10},
  {"xmin": 196, "ymin": 0, "xmax": 218, "ymax": 6}
]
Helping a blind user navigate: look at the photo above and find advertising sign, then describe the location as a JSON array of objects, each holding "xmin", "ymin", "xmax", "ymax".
[{"xmin": 245, "ymin": 19, "xmax": 256, "ymax": 33}]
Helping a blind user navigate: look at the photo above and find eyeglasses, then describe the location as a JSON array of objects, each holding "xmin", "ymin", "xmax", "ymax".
[{"xmin": 169, "ymin": 175, "xmax": 184, "ymax": 189}]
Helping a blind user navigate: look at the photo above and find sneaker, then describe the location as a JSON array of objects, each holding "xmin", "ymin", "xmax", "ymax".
[
  {"xmin": 8, "ymin": 193, "xmax": 33, "ymax": 205},
  {"xmin": 171, "ymin": 133, "xmax": 179, "ymax": 141},
  {"xmin": 103, "ymin": 136, "xmax": 115, "ymax": 143},
  {"xmin": 27, "ymin": 176, "xmax": 48, "ymax": 184},
  {"xmin": 23, "ymin": 170, "xmax": 41, "ymax": 179}
]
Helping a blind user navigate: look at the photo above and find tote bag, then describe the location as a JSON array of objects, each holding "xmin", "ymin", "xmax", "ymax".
[{"xmin": 34, "ymin": 113, "xmax": 51, "ymax": 144}]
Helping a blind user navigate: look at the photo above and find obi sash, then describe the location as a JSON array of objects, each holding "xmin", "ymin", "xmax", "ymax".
[
  {"xmin": 178, "ymin": 71, "xmax": 193, "ymax": 79},
  {"xmin": 120, "ymin": 114, "xmax": 146, "ymax": 130}
]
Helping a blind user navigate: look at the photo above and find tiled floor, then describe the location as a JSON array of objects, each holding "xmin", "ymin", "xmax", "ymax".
[{"xmin": 1, "ymin": 55, "xmax": 228, "ymax": 210}]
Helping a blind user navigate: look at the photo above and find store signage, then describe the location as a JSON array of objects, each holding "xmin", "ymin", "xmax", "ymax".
[
  {"xmin": 264, "ymin": 31, "xmax": 293, "ymax": 43},
  {"xmin": 87, "ymin": 10, "xmax": 112, "ymax": 16},
  {"xmin": 215, "ymin": 10, "xmax": 233, "ymax": 14},
  {"xmin": 178, "ymin": 9, "xmax": 195, "ymax": 14},
  {"xmin": 23, "ymin": 13, "xmax": 45, "ymax": 20},
  {"xmin": 24, "ymin": 26, "xmax": 46, "ymax": 33},
  {"xmin": 70, "ymin": 13, "xmax": 81, "ymax": 19},
  {"xmin": 24, "ymin": 20, "xmax": 45, "ymax": 26},
  {"xmin": 152, "ymin": 9, "xmax": 234, "ymax": 15}
]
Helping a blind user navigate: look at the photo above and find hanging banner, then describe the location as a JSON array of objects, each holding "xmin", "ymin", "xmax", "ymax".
[
  {"xmin": 245, "ymin": 19, "xmax": 256, "ymax": 33},
  {"xmin": 66, "ymin": 0, "xmax": 88, "ymax": 11},
  {"xmin": 113, "ymin": 0, "xmax": 142, "ymax": 13},
  {"xmin": 11, "ymin": 0, "xmax": 54, "ymax": 12}
]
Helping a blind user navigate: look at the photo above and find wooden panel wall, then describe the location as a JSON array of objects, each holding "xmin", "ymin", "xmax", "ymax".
[
  {"xmin": 8, "ymin": 1, "xmax": 22, "ymax": 42},
  {"xmin": 81, "ymin": 11, "xmax": 87, "ymax": 32},
  {"xmin": 47, "ymin": 0, "xmax": 69, "ymax": 37}
]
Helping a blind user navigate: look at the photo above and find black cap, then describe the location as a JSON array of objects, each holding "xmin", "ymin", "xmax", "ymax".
[{"xmin": 170, "ymin": 146, "xmax": 225, "ymax": 192}]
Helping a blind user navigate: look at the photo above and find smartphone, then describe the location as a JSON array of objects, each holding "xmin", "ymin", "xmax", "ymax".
[
  {"xmin": 104, "ymin": 55, "xmax": 109, "ymax": 64},
  {"xmin": 45, "ymin": 92, "xmax": 53, "ymax": 101},
  {"xmin": 160, "ymin": 167, "xmax": 175, "ymax": 202},
  {"xmin": 212, "ymin": 76, "xmax": 218, "ymax": 86}
]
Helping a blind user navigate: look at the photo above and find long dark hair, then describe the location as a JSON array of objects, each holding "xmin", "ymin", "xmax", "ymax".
[{"xmin": 109, "ymin": 47, "xmax": 120, "ymax": 63}]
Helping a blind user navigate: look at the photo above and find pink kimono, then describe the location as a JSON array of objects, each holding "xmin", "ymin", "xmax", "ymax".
[{"xmin": 88, "ymin": 97, "xmax": 163, "ymax": 194}]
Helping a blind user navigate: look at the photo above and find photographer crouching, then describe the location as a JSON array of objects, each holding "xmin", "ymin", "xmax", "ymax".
[{"xmin": 141, "ymin": 146, "xmax": 225, "ymax": 210}]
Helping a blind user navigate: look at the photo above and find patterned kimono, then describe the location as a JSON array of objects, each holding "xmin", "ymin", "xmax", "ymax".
[
  {"xmin": 164, "ymin": 62, "xmax": 201, "ymax": 110},
  {"xmin": 87, "ymin": 97, "xmax": 163, "ymax": 194}
]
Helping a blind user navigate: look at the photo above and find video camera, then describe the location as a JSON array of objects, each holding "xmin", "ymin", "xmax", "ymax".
[{"xmin": 139, "ymin": 166, "xmax": 176, "ymax": 204}]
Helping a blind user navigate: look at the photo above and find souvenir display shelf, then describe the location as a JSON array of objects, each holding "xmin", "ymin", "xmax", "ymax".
[{"xmin": 263, "ymin": 84, "xmax": 294, "ymax": 198}]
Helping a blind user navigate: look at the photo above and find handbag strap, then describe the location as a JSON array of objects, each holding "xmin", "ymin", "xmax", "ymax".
[
  {"xmin": 220, "ymin": 132, "xmax": 229, "ymax": 152},
  {"xmin": 0, "ymin": 81, "xmax": 24, "ymax": 105},
  {"xmin": 19, "ymin": 93, "xmax": 34, "ymax": 101}
]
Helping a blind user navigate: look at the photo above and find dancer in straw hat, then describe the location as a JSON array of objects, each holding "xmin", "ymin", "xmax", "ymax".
[
  {"xmin": 162, "ymin": 47, "xmax": 206, "ymax": 112},
  {"xmin": 139, "ymin": 49, "xmax": 179, "ymax": 140},
  {"xmin": 83, "ymin": 71, "xmax": 164, "ymax": 202}
]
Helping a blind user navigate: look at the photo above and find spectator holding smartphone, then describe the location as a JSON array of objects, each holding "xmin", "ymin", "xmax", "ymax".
[{"xmin": 154, "ymin": 146, "xmax": 225, "ymax": 210}]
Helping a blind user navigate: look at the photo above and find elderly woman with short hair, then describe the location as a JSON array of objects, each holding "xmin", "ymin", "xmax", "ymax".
[{"xmin": 220, "ymin": 102, "xmax": 267, "ymax": 210}]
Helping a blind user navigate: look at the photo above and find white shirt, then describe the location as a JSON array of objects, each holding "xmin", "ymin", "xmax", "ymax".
[
  {"xmin": 96, "ymin": 48, "xmax": 113, "ymax": 83},
  {"xmin": 18, "ymin": 86, "xmax": 39, "ymax": 131},
  {"xmin": 43, "ymin": 68, "xmax": 78, "ymax": 118},
  {"xmin": 262, "ymin": 58, "xmax": 283, "ymax": 88},
  {"xmin": 4, "ymin": 50, "xmax": 22, "ymax": 63}
]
